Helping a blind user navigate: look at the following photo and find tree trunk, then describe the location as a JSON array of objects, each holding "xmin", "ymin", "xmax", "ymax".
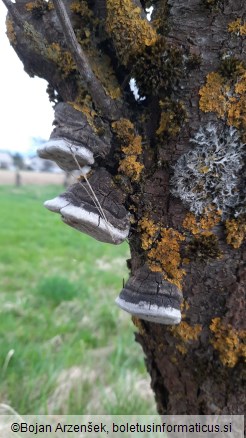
[{"xmin": 3, "ymin": 0, "xmax": 245, "ymax": 415}]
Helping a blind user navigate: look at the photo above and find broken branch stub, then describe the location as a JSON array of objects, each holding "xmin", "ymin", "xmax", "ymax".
[
  {"xmin": 52, "ymin": 0, "xmax": 121, "ymax": 120},
  {"xmin": 44, "ymin": 168, "xmax": 130, "ymax": 245},
  {"xmin": 116, "ymin": 264, "xmax": 182, "ymax": 324},
  {"xmin": 38, "ymin": 103, "xmax": 111, "ymax": 171}
]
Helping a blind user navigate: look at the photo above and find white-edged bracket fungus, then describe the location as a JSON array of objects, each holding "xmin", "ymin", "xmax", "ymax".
[
  {"xmin": 116, "ymin": 264, "xmax": 182, "ymax": 324},
  {"xmin": 38, "ymin": 102, "xmax": 110, "ymax": 171},
  {"xmin": 44, "ymin": 168, "xmax": 130, "ymax": 244}
]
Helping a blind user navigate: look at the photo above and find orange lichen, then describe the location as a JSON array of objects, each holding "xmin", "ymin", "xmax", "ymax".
[
  {"xmin": 199, "ymin": 69, "xmax": 246, "ymax": 135},
  {"xmin": 69, "ymin": 2, "xmax": 122, "ymax": 101},
  {"xmin": 6, "ymin": 17, "xmax": 16, "ymax": 45},
  {"xmin": 70, "ymin": 0, "xmax": 95, "ymax": 48},
  {"xmin": 183, "ymin": 213, "xmax": 201, "ymax": 236},
  {"xmin": 122, "ymin": 136, "xmax": 142, "ymax": 155},
  {"xmin": 25, "ymin": 1, "xmax": 43, "ymax": 11},
  {"xmin": 112, "ymin": 119, "xmax": 144, "ymax": 181},
  {"xmin": 25, "ymin": 0, "xmax": 53, "ymax": 13},
  {"xmin": 182, "ymin": 258, "xmax": 190, "ymax": 265},
  {"xmin": 46, "ymin": 43, "xmax": 77, "ymax": 77},
  {"xmin": 227, "ymin": 73, "xmax": 246, "ymax": 133},
  {"xmin": 70, "ymin": 99, "xmax": 98, "ymax": 133},
  {"xmin": 170, "ymin": 322, "xmax": 202, "ymax": 355},
  {"xmin": 183, "ymin": 211, "xmax": 222, "ymax": 261},
  {"xmin": 200, "ymin": 210, "xmax": 222, "ymax": 232},
  {"xmin": 199, "ymin": 72, "xmax": 229, "ymax": 118},
  {"xmin": 47, "ymin": 1, "xmax": 54, "ymax": 10},
  {"xmin": 181, "ymin": 300, "xmax": 190, "ymax": 318},
  {"xmin": 138, "ymin": 217, "xmax": 159, "ymax": 250},
  {"xmin": 210, "ymin": 318, "xmax": 246, "ymax": 367},
  {"xmin": 118, "ymin": 156, "xmax": 144, "ymax": 181},
  {"xmin": 25, "ymin": 1, "xmax": 36, "ymax": 11},
  {"xmin": 156, "ymin": 111, "xmax": 180, "ymax": 138},
  {"xmin": 138, "ymin": 218, "xmax": 185, "ymax": 288},
  {"xmin": 89, "ymin": 50, "xmax": 121, "ymax": 100},
  {"xmin": 106, "ymin": 0, "xmax": 157, "ymax": 65},
  {"xmin": 70, "ymin": 0, "xmax": 92, "ymax": 16},
  {"xmin": 225, "ymin": 217, "xmax": 246, "ymax": 249},
  {"xmin": 148, "ymin": 228, "xmax": 185, "ymax": 289},
  {"xmin": 228, "ymin": 19, "xmax": 246, "ymax": 36},
  {"xmin": 156, "ymin": 100, "xmax": 187, "ymax": 139},
  {"xmin": 183, "ymin": 211, "xmax": 221, "ymax": 236},
  {"xmin": 112, "ymin": 119, "xmax": 135, "ymax": 144}
]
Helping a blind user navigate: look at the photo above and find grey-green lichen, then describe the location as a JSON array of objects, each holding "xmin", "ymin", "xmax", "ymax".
[{"xmin": 171, "ymin": 124, "xmax": 245, "ymax": 218}]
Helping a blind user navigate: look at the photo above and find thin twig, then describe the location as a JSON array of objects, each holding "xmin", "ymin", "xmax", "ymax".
[
  {"xmin": 52, "ymin": 0, "xmax": 120, "ymax": 120},
  {"xmin": 1, "ymin": 0, "xmax": 25, "ymax": 28}
]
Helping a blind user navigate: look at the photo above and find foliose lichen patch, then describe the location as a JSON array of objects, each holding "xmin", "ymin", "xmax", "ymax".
[{"xmin": 171, "ymin": 124, "xmax": 245, "ymax": 218}]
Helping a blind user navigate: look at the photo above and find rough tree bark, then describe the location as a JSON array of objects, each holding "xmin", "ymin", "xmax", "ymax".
[{"xmin": 3, "ymin": 0, "xmax": 245, "ymax": 415}]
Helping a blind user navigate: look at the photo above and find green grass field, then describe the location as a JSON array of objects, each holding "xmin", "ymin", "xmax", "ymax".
[{"xmin": 0, "ymin": 185, "xmax": 156, "ymax": 415}]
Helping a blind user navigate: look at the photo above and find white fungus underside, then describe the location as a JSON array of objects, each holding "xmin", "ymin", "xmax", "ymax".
[
  {"xmin": 38, "ymin": 138, "xmax": 95, "ymax": 165},
  {"xmin": 44, "ymin": 197, "xmax": 129, "ymax": 244},
  {"xmin": 115, "ymin": 296, "xmax": 181, "ymax": 325},
  {"xmin": 44, "ymin": 196, "xmax": 70, "ymax": 212}
]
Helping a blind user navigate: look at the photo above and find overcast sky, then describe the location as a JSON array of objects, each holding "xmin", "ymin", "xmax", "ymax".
[{"xmin": 0, "ymin": 2, "xmax": 54, "ymax": 154}]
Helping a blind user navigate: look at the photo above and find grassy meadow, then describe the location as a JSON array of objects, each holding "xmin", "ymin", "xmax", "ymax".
[{"xmin": 0, "ymin": 184, "xmax": 156, "ymax": 415}]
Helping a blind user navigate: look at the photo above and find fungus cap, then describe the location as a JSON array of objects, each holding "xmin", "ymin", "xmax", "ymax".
[
  {"xmin": 38, "ymin": 102, "xmax": 110, "ymax": 170},
  {"xmin": 38, "ymin": 138, "xmax": 94, "ymax": 171},
  {"xmin": 116, "ymin": 264, "xmax": 182, "ymax": 324},
  {"xmin": 44, "ymin": 168, "xmax": 130, "ymax": 245}
]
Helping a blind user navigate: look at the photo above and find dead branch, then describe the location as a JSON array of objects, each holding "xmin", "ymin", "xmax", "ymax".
[{"xmin": 52, "ymin": 0, "xmax": 121, "ymax": 120}]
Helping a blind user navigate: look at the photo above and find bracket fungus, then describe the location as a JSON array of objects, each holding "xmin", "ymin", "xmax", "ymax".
[
  {"xmin": 44, "ymin": 168, "xmax": 130, "ymax": 245},
  {"xmin": 38, "ymin": 102, "xmax": 110, "ymax": 171},
  {"xmin": 116, "ymin": 264, "xmax": 182, "ymax": 324}
]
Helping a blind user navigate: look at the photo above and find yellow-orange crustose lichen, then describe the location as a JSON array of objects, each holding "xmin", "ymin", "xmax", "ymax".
[
  {"xmin": 199, "ymin": 72, "xmax": 229, "ymax": 118},
  {"xmin": 183, "ymin": 211, "xmax": 221, "ymax": 236},
  {"xmin": 69, "ymin": 2, "xmax": 121, "ymax": 100},
  {"xmin": 25, "ymin": 1, "xmax": 41, "ymax": 11},
  {"xmin": 169, "ymin": 321, "xmax": 202, "ymax": 355},
  {"xmin": 46, "ymin": 43, "xmax": 77, "ymax": 78},
  {"xmin": 106, "ymin": 0, "xmax": 157, "ymax": 65},
  {"xmin": 138, "ymin": 217, "xmax": 159, "ymax": 250},
  {"xmin": 148, "ymin": 228, "xmax": 185, "ymax": 288},
  {"xmin": 199, "ymin": 69, "xmax": 246, "ymax": 135},
  {"xmin": 182, "ymin": 211, "xmax": 222, "ymax": 261},
  {"xmin": 70, "ymin": 0, "xmax": 91, "ymax": 16},
  {"xmin": 25, "ymin": 0, "xmax": 53, "ymax": 12},
  {"xmin": 228, "ymin": 18, "xmax": 246, "ymax": 36},
  {"xmin": 139, "ymin": 217, "xmax": 185, "ymax": 289},
  {"xmin": 156, "ymin": 100, "xmax": 187, "ymax": 139},
  {"xmin": 69, "ymin": 91, "xmax": 98, "ymax": 133},
  {"xmin": 227, "ymin": 72, "xmax": 246, "ymax": 133},
  {"xmin": 181, "ymin": 300, "xmax": 190, "ymax": 318},
  {"xmin": 210, "ymin": 318, "xmax": 246, "ymax": 367},
  {"xmin": 112, "ymin": 119, "xmax": 144, "ymax": 181},
  {"xmin": 118, "ymin": 156, "xmax": 144, "ymax": 181},
  {"xmin": 90, "ymin": 52, "xmax": 121, "ymax": 100},
  {"xmin": 225, "ymin": 217, "xmax": 246, "ymax": 249},
  {"xmin": 6, "ymin": 17, "xmax": 16, "ymax": 45},
  {"xmin": 112, "ymin": 118, "xmax": 135, "ymax": 144}
]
